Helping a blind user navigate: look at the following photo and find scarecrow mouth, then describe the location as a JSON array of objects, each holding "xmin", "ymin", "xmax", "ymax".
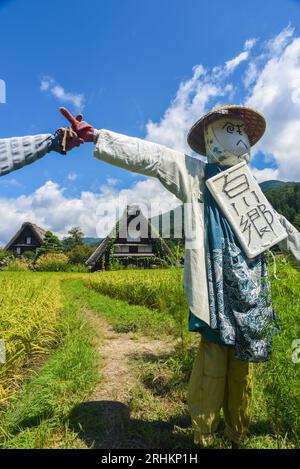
[{"xmin": 236, "ymin": 139, "xmax": 249, "ymax": 150}]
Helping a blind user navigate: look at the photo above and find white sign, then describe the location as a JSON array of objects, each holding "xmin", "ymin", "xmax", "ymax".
[{"xmin": 205, "ymin": 161, "xmax": 288, "ymax": 258}]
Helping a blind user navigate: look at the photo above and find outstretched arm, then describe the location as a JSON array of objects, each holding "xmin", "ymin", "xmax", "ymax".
[
  {"xmin": 0, "ymin": 133, "xmax": 59, "ymax": 176},
  {"xmin": 275, "ymin": 210, "xmax": 300, "ymax": 267},
  {"xmin": 60, "ymin": 107, "xmax": 206, "ymax": 202},
  {"xmin": 0, "ymin": 119, "xmax": 84, "ymax": 177}
]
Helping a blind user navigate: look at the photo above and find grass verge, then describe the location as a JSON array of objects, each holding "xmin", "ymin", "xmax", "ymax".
[
  {"xmin": 0, "ymin": 280, "xmax": 99, "ymax": 449},
  {"xmin": 68, "ymin": 279, "xmax": 177, "ymax": 339}
]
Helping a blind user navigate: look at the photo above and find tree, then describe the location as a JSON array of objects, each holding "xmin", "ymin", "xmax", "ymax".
[
  {"xmin": 38, "ymin": 231, "xmax": 64, "ymax": 256},
  {"xmin": 23, "ymin": 250, "xmax": 36, "ymax": 261},
  {"xmin": 67, "ymin": 244, "xmax": 95, "ymax": 264},
  {"xmin": 294, "ymin": 213, "xmax": 300, "ymax": 231},
  {"xmin": 63, "ymin": 227, "xmax": 84, "ymax": 251},
  {"xmin": 265, "ymin": 182, "xmax": 300, "ymax": 226}
]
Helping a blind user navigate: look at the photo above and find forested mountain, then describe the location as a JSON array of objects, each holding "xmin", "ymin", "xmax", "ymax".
[
  {"xmin": 83, "ymin": 237, "xmax": 102, "ymax": 246},
  {"xmin": 259, "ymin": 180, "xmax": 286, "ymax": 192},
  {"xmin": 263, "ymin": 182, "xmax": 300, "ymax": 230}
]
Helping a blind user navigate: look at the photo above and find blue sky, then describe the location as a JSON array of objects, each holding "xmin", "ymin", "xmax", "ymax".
[{"xmin": 1, "ymin": 0, "xmax": 300, "ymax": 242}]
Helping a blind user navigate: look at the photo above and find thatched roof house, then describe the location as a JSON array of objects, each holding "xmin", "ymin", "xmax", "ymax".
[
  {"xmin": 5, "ymin": 222, "xmax": 46, "ymax": 255},
  {"xmin": 86, "ymin": 205, "xmax": 173, "ymax": 270}
]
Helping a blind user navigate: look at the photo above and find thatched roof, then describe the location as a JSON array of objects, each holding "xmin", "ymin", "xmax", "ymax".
[
  {"xmin": 5, "ymin": 222, "xmax": 46, "ymax": 250},
  {"xmin": 86, "ymin": 205, "xmax": 173, "ymax": 267}
]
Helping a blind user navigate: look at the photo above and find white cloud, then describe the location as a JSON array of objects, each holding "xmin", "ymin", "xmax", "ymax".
[
  {"xmin": 249, "ymin": 166, "xmax": 280, "ymax": 183},
  {"xmin": 40, "ymin": 76, "xmax": 84, "ymax": 110},
  {"xmin": 245, "ymin": 38, "xmax": 257, "ymax": 51},
  {"xmin": 265, "ymin": 23, "xmax": 294, "ymax": 55},
  {"xmin": 243, "ymin": 61, "xmax": 259, "ymax": 89},
  {"xmin": 145, "ymin": 39, "xmax": 257, "ymax": 153},
  {"xmin": 67, "ymin": 172, "xmax": 78, "ymax": 181},
  {"xmin": 0, "ymin": 178, "xmax": 22, "ymax": 187},
  {"xmin": 146, "ymin": 25, "xmax": 300, "ymax": 183},
  {"xmin": 106, "ymin": 177, "xmax": 120, "ymax": 186},
  {"xmin": 0, "ymin": 178, "xmax": 179, "ymax": 246},
  {"xmin": 225, "ymin": 51, "xmax": 249, "ymax": 72},
  {"xmin": 246, "ymin": 25, "xmax": 300, "ymax": 180},
  {"xmin": 146, "ymin": 64, "xmax": 231, "ymax": 154},
  {"xmin": 225, "ymin": 37, "xmax": 256, "ymax": 73}
]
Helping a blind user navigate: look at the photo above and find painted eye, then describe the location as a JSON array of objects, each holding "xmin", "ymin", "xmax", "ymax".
[
  {"xmin": 225, "ymin": 123, "xmax": 235, "ymax": 134},
  {"xmin": 222, "ymin": 121, "xmax": 235, "ymax": 134},
  {"xmin": 222, "ymin": 121, "xmax": 245, "ymax": 135}
]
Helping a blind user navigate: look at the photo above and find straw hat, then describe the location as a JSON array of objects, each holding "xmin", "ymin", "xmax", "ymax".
[{"xmin": 187, "ymin": 104, "xmax": 266, "ymax": 156}]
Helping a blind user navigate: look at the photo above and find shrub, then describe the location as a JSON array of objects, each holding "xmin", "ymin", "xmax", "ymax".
[
  {"xmin": 35, "ymin": 253, "xmax": 69, "ymax": 272},
  {"xmin": 67, "ymin": 244, "xmax": 95, "ymax": 264},
  {"xmin": 0, "ymin": 249, "xmax": 13, "ymax": 262},
  {"xmin": 110, "ymin": 258, "xmax": 125, "ymax": 270},
  {"xmin": 65, "ymin": 264, "xmax": 89, "ymax": 273},
  {"xmin": 22, "ymin": 250, "xmax": 36, "ymax": 261},
  {"xmin": 2, "ymin": 258, "xmax": 30, "ymax": 271}
]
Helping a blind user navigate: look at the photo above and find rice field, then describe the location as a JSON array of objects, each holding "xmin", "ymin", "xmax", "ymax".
[
  {"xmin": 0, "ymin": 260, "xmax": 299, "ymax": 448},
  {"xmin": 0, "ymin": 273, "xmax": 62, "ymax": 402},
  {"xmin": 85, "ymin": 268, "xmax": 186, "ymax": 314}
]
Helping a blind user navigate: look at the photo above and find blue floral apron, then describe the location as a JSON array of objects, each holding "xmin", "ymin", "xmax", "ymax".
[{"xmin": 189, "ymin": 163, "xmax": 280, "ymax": 362}]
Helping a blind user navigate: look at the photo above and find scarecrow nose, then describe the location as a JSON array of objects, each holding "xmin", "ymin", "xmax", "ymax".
[{"xmin": 236, "ymin": 139, "xmax": 248, "ymax": 150}]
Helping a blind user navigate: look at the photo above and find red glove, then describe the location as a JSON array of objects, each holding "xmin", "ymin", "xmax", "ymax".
[
  {"xmin": 60, "ymin": 107, "xmax": 95, "ymax": 142},
  {"xmin": 56, "ymin": 126, "xmax": 84, "ymax": 153}
]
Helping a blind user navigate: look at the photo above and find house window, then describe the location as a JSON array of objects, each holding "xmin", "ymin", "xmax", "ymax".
[
  {"xmin": 138, "ymin": 245, "xmax": 152, "ymax": 253},
  {"xmin": 26, "ymin": 236, "xmax": 32, "ymax": 245},
  {"xmin": 16, "ymin": 247, "xmax": 21, "ymax": 255},
  {"xmin": 114, "ymin": 245, "xmax": 129, "ymax": 254}
]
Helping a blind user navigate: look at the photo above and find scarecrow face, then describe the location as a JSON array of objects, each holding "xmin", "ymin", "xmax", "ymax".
[{"xmin": 204, "ymin": 116, "xmax": 251, "ymax": 166}]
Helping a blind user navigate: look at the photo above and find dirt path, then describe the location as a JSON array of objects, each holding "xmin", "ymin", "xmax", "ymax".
[{"xmin": 75, "ymin": 309, "xmax": 175, "ymax": 449}]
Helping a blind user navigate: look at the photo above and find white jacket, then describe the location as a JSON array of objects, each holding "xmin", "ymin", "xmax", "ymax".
[{"xmin": 93, "ymin": 129, "xmax": 300, "ymax": 325}]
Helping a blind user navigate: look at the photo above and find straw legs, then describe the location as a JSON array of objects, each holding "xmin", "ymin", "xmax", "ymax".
[{"xmin": 187, "ymin": 336, "xmax": 253, "ymax": 448}]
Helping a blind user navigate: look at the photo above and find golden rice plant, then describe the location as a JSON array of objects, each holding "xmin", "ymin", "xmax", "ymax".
[
  {"xmin": 85, "ymin": 268, "xmax": 187, "ymax": 315},
  {"xmin": 0, "ymin": 273, "xmax": 62, "ymax": 402}
]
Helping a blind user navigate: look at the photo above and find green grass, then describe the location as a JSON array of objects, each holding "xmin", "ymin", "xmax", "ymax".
[
  {"xmin": 0, "ymin": 280, "xmax": 99, "ymax": 449},
  {"xmin": 256, "ymin": 260, "xmax": 300, "ymax": 447},
  {"xmin": 80, "ymin": 260, "xmax": 300, "ymax": 449},
  {"xmin": 0, "ymin": 258, "xmax": 299, "ymax": 449},
  {"xmin": 68, "ymin": 279, "xmax": 177, "ymax": 339},
  {"xmin": 84, "ymin": 269, "xmax": 188, "ymax": 332}
]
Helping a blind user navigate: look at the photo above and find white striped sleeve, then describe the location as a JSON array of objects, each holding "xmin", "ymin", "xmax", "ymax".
[{"xmin": 0, "ymin": 134, "xmax": 55, "ymax": 176}]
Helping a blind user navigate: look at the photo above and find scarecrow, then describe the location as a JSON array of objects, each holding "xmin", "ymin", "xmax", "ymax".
[
  {"xmin": 0, "ymin": 121, "xmax": 84, "ymax": 177},
  {"xmin": 60, "ymin": 105, "xmax": 300, "ymax": 448}
]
